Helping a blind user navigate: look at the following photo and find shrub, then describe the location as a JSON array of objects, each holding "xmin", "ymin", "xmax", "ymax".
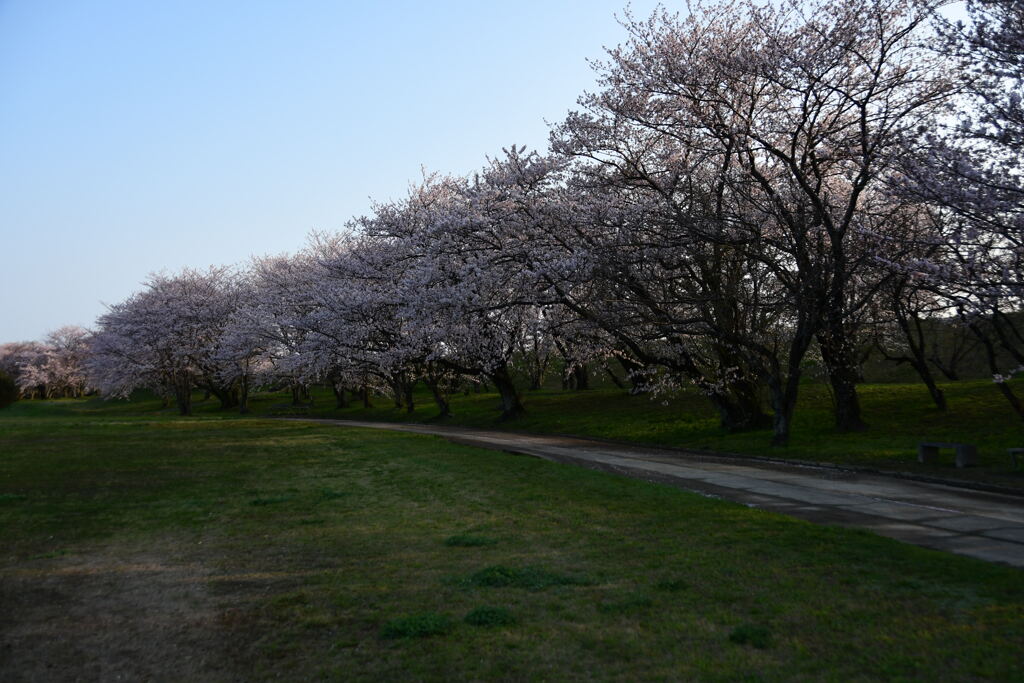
[{"xmin": 0, "ymin": 371, "xmax": 17, "ymax": 409}]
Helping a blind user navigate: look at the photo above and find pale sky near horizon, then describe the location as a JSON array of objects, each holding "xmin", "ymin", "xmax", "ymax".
[{"xmin": 0, "ymin": 0, "xmax": 663, "ymax": 342}]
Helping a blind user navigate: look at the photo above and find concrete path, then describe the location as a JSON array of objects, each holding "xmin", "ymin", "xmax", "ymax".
[{"xmin": 291, "ymin": 418, "xmax": 1024, "ymax": 569}]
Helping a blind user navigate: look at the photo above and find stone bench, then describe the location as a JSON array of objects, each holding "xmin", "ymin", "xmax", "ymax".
[
  {"xmin": 918, "ymin": 442, "xmax": 977, "ymax": 468},
  {"xmin": 1010, "ymin": 448, "xmax": 1024, "ymax": 469}
]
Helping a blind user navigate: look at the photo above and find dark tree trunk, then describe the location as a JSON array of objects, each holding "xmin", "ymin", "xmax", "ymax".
[
  {"xmin": 390, "ymin": 378, "xmax": 403, "ymax": 409},
  {"xmin": 402, "ymin": 380, "xmax": 415, "ymax": 413},
  {"xmin": 971, "ymin": 322, "xmax": 1024, "ymax": 421},
  {"xmin": 174, "ymin": 377, "xmax": 192, "ymax": 416},
  {"xmin": 361, "ymin": 385, "xmax": 372, "ymax": 409},
  {"xmin": 616, "ymin": 356, "xmax": 647, "ymax": 394},
  {"xmin": 603, "ymin": 365, "xmax": 626, "ymax": 390},
  {"xmin": 766, "ymin": 375, "xmax": 799, "ymax": 447},
  {"xmin": 766, "ymin": 319, "xmax": 817, "ymax": 446},
  {"xmin": 708, "ymin": 378, "xmax": 769, "ymax": 432},
  {"xmin": 209, "ymin": 385, "xmax": 238, "ymax": 410},
  {"xmin": 332, "ymin": 383, "xmax": 348, "ymax": 409},
  {"xmin": 488, "ymin": 366, "xmax": 525, "ymax": 420},
  {"xmin": 817, "ymin": 326, "xmax": 868, "ymax": 432},
  {"xmin": 425, "ymin": 378, "xmax": 450, "ymax": 418},
  {"xmin": 238, "ymin": 377, "xmax": 250, "ymax": 414},
  {"xmin": 888, "ymin": 300, "xmax": 948, "ymax": 412},
  {"xmin": 572, "ymin": 365, "xmax": 589, "ymax": 390},
  {"xmin": 928, "ymin": 357, "xmax": 961, "ymax": 382},
  {"xmin": 918, "ymin": 368, "xmax": 948, "ymax": 412}
]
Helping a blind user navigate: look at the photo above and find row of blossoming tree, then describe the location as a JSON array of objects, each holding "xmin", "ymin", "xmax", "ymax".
[{"xmin": 11, "ymin": 0, "xmax": 1019, "ymax": 446}]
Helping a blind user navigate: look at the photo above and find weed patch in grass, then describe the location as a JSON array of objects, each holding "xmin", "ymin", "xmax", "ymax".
[
  {"xmin": 729, "ymin": 623, "xmax": 773, "ymax": 649},
  {"xmin": 464, "ymin": 606, "xmax": 516, "ymax": 627},
  {"xmin": 380, "ymin": 613, "xmax": 453, "ymax": 639},
  {"xmin": 317, "ymin": 489, "xmax": 347, "ymax": 501},
  {"xmin": 0, "ymin": 493, "xmax": 26, "ymax": 504},
  {"xmin": 444, "ymin": 533, "xmax": 498, "ymax": 547},
  {"xmin": 465, "ymin": 565, "xmax": 594, "ymax": 590}
]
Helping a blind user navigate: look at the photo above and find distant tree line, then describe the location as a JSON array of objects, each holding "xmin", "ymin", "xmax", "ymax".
[{"xmin": 4, "ymin": 1, "xmax": 1022, "ymax": 444}]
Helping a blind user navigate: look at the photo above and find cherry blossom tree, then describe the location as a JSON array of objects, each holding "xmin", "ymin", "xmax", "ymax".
[
  {"xmin": 88, "ymin": 267, "xmax": 245, "ymax": 414},
  {"xmin": 21, "ymin": 326, "xmax": 92, "ymax": 398},
  {"xmin": 550, "ymin": 0, "xmax": 952, "ymax": 442},
  {"xmin": 0, "ymin": 341, "xmax": 51, "ymax": 398},
  {"xmin": 898, "ymin": 0, "xmax": 1024, "ymax": 418}
]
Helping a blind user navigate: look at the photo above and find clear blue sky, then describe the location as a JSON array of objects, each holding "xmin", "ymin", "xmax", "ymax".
[{"xmin": 0, "ymin": 0, "xmax": 663, "ymax": 342}]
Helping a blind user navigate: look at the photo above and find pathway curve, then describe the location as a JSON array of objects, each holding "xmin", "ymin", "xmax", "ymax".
[{"xmin": 288, "ymin": 418, "xmax": 1024, "ymax": 568}]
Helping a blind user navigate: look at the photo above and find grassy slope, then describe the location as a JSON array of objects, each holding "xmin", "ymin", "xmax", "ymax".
[
  {"xmin": 246, "ymin": 379, "xmax": 1024, "ymax": 488},
  {"xmin": 2, "ymin": 404, "xmax": 1024, "ymax": 680}
]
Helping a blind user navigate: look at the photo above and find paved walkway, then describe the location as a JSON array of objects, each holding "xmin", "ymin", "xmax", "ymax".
[{"xmin": 291, "ymin": 418, "xmax": 1024, "ymax": 569}]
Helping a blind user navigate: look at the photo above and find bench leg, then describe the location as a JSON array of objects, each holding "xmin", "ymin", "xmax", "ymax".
[
  {"xmin": 918, "ymin": 445, "xmax": 939, "ymax": 464},
  {"xmin": 955, "ymin": 445, "xmax": 978, "ymax": 468}
]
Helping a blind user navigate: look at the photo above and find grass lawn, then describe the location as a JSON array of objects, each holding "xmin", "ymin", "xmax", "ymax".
[
  {"xmin": 2, "ymin": 401, "xmax": 1024, "ymax": 680},
  {"xmin": 253, "ymin": 378, "xmax": 1024, "ymax": 489}
]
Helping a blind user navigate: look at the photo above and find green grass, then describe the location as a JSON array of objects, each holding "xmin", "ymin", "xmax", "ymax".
[
  {"xmin": 264, "ymin": 379, "xmax": 1024, "ymax": 488},
  {"xmin": 11, "ymin": 377, "xmax": 1022, "ymax": 488},
  {"xmin": 9, "ymin": 376, "xmax": 1024, "ymax": 491},
  {"xmin": 2, "ymin": 403, "xmax": 1024, "ymax": 679}
]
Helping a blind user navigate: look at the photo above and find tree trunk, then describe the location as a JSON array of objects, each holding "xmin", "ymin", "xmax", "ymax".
[
  {"xmin": 766, "ymin": 375, "xmax": 798, "ymax": 447},
  {"xmin": 209, "ymin": 385, "xmax": 238, "ymax": 410},
  {"xmin": 817, "ymin": 327, "xmax": 868, "ymax": 432},
  {"xmin": 604, "ymin": 365, "xmax": 626, "ymax": 390},
  {"xmin": 332, "ymin": 383, "xmax": 348, "ymax": 409},
  {"xmin": 971, "ymin": 322, "xmax": 1024, "ymax": 421},
  {"xmin": 765, "ymin": 318, "xmax": 817, "ymax": 446},
  {"xmin": 425, "ymin": 378, "xmax": 450, "ymax": 418},
  {"xmin": 488, "ymin": 366, "xmax": 525, "ymax": 420},
  {"xmin": 572, "ymin": 365, "xmax": 589, "ymax": 390},
  {"xmin": 708, "ymin": 379, "xmax": 769, "ymax": 432},
  {"xmin": 909, "ymin": 359, "xmax": 947, "ymax": 411},
  {"xmin": 174, "ymin": 377, "xmax": 192, "ymax": 416},
  {"xmin": 616, "ymin": 356, "xmax": 647, "ymax": 394},
  {"xmin": 403, "ymin": 380, "xmax": 415, "ymax": 413},
  {"xmin": 361, "ymin": 385, "xmax": 372, "ymax": 409},
  {"xmin": 238, "ymin": 376, "xmax": 250, "ymax": 415}
]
